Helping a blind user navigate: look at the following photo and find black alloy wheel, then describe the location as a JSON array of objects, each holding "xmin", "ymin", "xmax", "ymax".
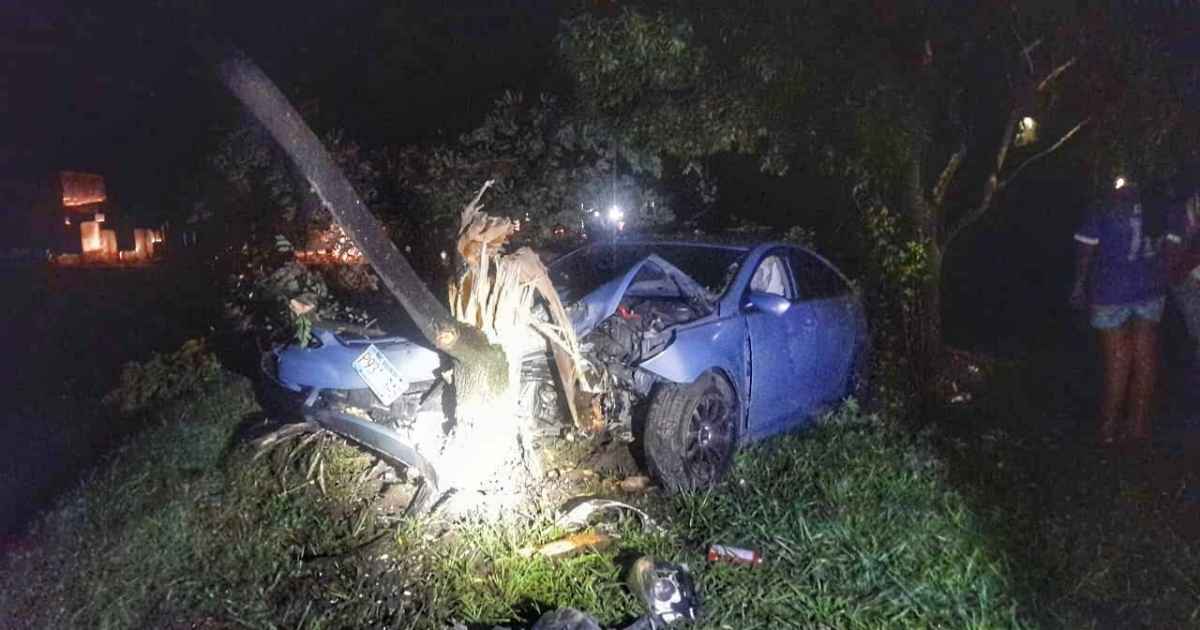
[{"xmin": 644, "ymin": 372, "xmax": 740, "ymax": 491}]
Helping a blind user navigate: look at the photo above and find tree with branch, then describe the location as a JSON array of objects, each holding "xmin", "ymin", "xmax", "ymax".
[
  {"xmin": 554, "ymin": 2, "xmax": 1194, "ymax": 409},
  {"xmin": 210, "ymin": 45, "xmax": 590, "ymax": 506},
  {"xmin": 898, "ymin": 6, "xmax": 1095, "ymax": 365}
]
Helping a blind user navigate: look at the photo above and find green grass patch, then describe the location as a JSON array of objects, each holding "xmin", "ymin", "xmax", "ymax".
[
  {"xmin": 1, "ymin": 385, "xmax": 1029, "ymax": 629},
  {"xmin": 931, "ymin": 355, "xmax": 1200, "ymax": 629}
]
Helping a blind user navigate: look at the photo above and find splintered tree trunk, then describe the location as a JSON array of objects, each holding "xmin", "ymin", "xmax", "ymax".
[{"xmin": 211, "ymin": 45, "xmax": 526, "ymax": 497}]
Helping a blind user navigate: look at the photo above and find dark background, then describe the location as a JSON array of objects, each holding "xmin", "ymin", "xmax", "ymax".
[{"xmin": 0, "ymin": 1, "xmax": 1197, "ymax": 536}]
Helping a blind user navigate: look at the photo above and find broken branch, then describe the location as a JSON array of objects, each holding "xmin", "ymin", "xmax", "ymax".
[
  {"xmin": 1037, "ymin": 57, "xmax": 1077, "ymax": 92},
  {"xmin": 1022, "ymin": 38, "xmax": 1043, "ymax": 62},
  {"xmin": 931, "ymin": 145, "xmax": 966, "ymax": 208},
  {"xmin": 1000, "ymin": 117, "xmax": 1091, "ymax": 190}
]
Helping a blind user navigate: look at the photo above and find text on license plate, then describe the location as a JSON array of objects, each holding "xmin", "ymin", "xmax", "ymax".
[{"xmin": 351, "ymin": 344, "xmax": 407, "ymax": 406}]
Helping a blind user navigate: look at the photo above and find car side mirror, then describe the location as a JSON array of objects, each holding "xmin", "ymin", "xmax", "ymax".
[{"xmin": 743, "ymin": 291, "xmax": 791, "ymax": 315}]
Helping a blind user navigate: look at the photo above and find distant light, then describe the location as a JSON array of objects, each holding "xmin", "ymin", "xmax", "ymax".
[
  {"xmin": 64, "ymin": 217, "xmax": 71, "ymax": 226},
  {"xmin": 607, "ymin": 205, "xmax": 624, "ymax": 222},
  {"xmin": 1115, "ymin": 177, "xmax": 1127, "ymax": 190},
  {"xmin": 593, "ymin": 210, "xmax": 600, "ymax": 218},
  {"xmin": 94, "ymin": 213, "xmax": 105, "ymax": 223},
  {"xmin": 617, "ymin": 221, "xmax": 625, "ymax": 231},
  {"xmin": 1015, "ymin": 116, "xmax": 1038, "ymax": 147},
  {"xmin": 439, "ymin": 250, "xmax": 448, "ymax": 261}
]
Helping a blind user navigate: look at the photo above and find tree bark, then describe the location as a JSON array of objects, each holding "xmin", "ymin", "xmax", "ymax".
[
  {"xmin": 920, "ymin": 245, "xmax": 945, "ymax": 365},
  {"xmin": 904, "ymin": 158, "xmax": 945, "ymax": 375}
]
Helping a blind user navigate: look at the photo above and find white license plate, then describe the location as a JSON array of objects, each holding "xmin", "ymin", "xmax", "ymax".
[{"xmin": 352, "ymin": 344, "xmax": 407, "ymax": 406}]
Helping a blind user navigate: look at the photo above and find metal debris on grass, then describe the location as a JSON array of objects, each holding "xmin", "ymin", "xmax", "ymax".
[
  {"xmin": 555, "ymin": 497, "xmax": 657, "ymax": 533},
  {"xmin": 519, "ymin": 531, "xmax": 615, "ymax": 559}
]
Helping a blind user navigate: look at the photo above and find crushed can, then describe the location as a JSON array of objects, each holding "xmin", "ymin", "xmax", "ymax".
[
  {"xmin": 706, "ymin": 544, "xmax": 763, "ymax": 567},
  {"xmin": 626, "ymin": 556, "xmax": 698, "ymax": 627}
]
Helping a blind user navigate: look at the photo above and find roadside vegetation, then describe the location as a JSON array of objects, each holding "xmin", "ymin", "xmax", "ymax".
[
  {"xmin": 2, "ymin": 348, "xmax": 1030, "ymax": 629},
  {"xmin": 931, "ymin": 353, "xmax": 1200, "ymax": 629},
  {"xmin": 4, "ymin": 338, "xmax": 1200, "ymax": 630}
]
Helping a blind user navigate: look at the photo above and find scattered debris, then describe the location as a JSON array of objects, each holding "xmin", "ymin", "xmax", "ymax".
[
  {"xmin": 531, "ymin": 608, "xmax": 602, "ymax": 630},
  {"xmin": 706, "ymin": 544, "xmax": 763, "ymax": 567},
  {"xmin": 563, "ymin": 468, "xmax": 597, "ymax": 482},
  {"xmin": 555, "ymin": 497, "xmax": 656, "ymax": 532},
  {"xmin": 627, "ymin": 556, "xmax": 698, "ymax": 626},
  {"xmin": 619, "ymin": 475, "xmax": 652, "ymax": 493},
  {"xmin": 250, "ymin": 421, "xmax": 320, "ymax": 460},
  {"xmin": 519, "ymin": 531, "xmax": 614, "ymax": 559},
  {"xmin": 288, "ymin": 297, "xmax": 315, "ymax": 316}
]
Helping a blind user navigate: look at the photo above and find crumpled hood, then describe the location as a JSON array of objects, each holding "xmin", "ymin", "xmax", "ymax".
[{"xmin": 567, "ymin": 254, "xmax": 712, "ymax": 337}]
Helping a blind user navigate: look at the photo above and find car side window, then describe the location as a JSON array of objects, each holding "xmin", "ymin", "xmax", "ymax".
[
  {"xmin": 787, "ymin": 249, "xmax": 849, "ymax": 300},
  {"xmin": 749, "ymin": 254, "xmax": 792, "ymax": 298}
]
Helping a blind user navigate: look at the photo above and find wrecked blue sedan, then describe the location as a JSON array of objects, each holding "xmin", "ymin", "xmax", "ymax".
[{"xmin": 268, "ymin": 240, "xmax": 869, "ymax": 490}]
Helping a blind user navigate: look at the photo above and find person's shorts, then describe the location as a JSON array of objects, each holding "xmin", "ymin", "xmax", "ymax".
[{"xmin": 1090, "ymin": 296, "xmax": 1166, "ymax": 329}]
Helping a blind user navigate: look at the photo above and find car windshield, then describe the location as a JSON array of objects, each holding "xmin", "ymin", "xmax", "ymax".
[{"xmin": 548, "ymin": 242, "xmax": 748, "ymax": 303}]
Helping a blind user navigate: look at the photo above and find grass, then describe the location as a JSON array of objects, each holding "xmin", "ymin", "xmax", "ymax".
[
  {"xmin": 0, "ymin": 370, "xmax": 1030, "ymax": 629},
  {"xmin": 929, "ymin": 354, "xmax": 1200, "ymax": 629},
  {"xmin": 675, "ymin": 406, "xmax": 1024, "ymax": 630}
]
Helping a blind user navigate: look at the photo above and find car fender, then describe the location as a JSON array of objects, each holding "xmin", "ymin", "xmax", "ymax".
[{"xmin": 637, "ymin": 315, "xmax": 750, "ymax": 430}]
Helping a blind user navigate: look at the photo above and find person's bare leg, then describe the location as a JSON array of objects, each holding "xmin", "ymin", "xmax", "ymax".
[
  {"xmin": 1096, "ymin": 324, "xmax": 1133, "ymax": 444},
  {"xmin": 1128, "ymin": 316, "xmax": 1160, "ymax": 442}
]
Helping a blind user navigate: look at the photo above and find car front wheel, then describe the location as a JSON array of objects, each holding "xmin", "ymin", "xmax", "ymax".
[{"xmin": 644, "ymin": 372, "xmax": 740, "ymax": 491}]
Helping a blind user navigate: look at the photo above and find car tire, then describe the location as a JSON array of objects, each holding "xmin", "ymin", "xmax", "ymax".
[{"xmin": 644, "ymin": 372, "xmax": 740, "ymax": 492}]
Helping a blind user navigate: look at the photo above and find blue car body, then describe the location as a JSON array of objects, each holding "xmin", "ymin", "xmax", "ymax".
[{"xmin": 272, "ymin": 240, "xmax": 868, "ymax": 447}]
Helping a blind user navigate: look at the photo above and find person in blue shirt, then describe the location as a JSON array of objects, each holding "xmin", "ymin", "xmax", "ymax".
[
  {"xmin": 1165, "ymin": 184, "xmax": 1200, "ymax": 371},
  {"xmin": 1070, "ymin": 180, "xmax": 1167, "ymax": 445}
]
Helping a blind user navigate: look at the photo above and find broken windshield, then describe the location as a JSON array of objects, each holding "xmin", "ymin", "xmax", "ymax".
[{"xmin": 548, "ymin": 243, "xmax": 748, "ymax": 303}]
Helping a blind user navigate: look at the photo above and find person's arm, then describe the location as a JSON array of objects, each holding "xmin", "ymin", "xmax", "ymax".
[
  {"xmin": 1071, "ymin": 211, "xmax": 1100, "ymax": 309},
  {"xmin": 1165, "ymin": 205, "xmax": 1187, "ymax": 280},
  {"xmin": 1071, "ymin": 240, "xmax": 1095, "ymax": 309}
]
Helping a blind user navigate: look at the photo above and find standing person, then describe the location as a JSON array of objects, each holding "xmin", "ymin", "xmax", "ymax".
[
  {"xmin": 1166, "ymin": 184, "xmax": 1200, "ymax": 369},
  {"xmin": 1070, "ymin": 180, "xmax": 1167, "ymax": 445}
]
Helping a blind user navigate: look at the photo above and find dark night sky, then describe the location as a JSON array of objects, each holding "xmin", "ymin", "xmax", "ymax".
[{"xmin": 0, "ymin": 0, "xmax": 560, "ymax": 221}]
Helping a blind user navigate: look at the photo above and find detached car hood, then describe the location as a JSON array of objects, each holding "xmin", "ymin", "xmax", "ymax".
[{"xmin": 568, "ymin": 254, "xmax": 712, "ymax": 337}]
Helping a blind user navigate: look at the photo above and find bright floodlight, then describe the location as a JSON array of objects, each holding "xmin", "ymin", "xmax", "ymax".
[
  {"xmin": 1114, "ymin": 177, "xmax": 1127, "ymax": 190},
  {"xmin": 607, "ymin": 204, "xmax": 624, "ymax": 222},
  {"xmin": 1021, "ymin": 116, "xmax": 1035, "ymax": 129}
]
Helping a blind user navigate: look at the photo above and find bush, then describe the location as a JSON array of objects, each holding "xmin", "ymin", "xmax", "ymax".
[{"xmin": 102, "ymin": 339, "xmax": 222, "ymax": 415}]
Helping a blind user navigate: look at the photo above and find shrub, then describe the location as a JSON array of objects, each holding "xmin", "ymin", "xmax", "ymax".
[{"xmin": 102, "ymin": 338, "xmax": 222, "ymax": 415}]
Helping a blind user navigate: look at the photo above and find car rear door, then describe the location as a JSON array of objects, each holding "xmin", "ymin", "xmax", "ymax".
[{"xmin": 785, "ymin": 247, "xmax": 857, "ymax": 404}]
